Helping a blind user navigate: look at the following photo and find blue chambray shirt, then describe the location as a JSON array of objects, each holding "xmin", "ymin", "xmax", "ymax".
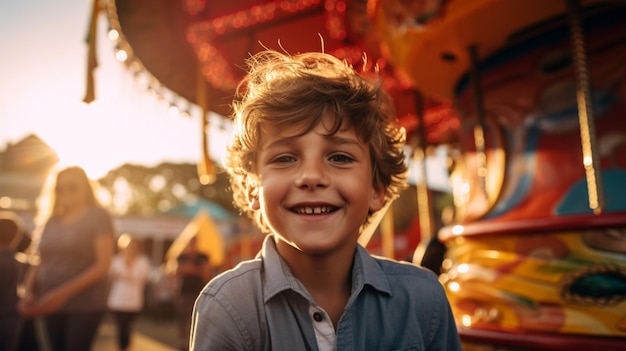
[{"xmin": 190, "ymin": 235, "xmax": 462, "ymax": 351}]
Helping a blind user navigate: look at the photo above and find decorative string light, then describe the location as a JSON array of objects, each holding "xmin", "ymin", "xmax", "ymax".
[
  {"xmin": 183, "ymin": 0, "xmax": 207, "ymax": 16},
  {"xmin": 105, "ymin": 0, "xmax": 199, "ymax": 121},
  {"xmin": 167, "ymin": 103, "xmax": 180, "ymax": 117},
  {"xmin": 114, "ymin": 47, "xmax": 128, "ymax": 62},
  {"xmin": 326, "ymin": 0, "xmax": 347, "ymax": 40},
  {"xmin": 107, "ymin": 28, "xmax": 120, "ymax": 41}
]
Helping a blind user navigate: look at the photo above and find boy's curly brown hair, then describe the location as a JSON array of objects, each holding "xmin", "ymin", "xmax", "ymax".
[{"xmin": 224, "ymin": 50, "xmax": 408, "ymax": 232}]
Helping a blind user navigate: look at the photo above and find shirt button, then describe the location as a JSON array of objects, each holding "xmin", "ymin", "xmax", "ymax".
[{"xmin": 313, "ymin": 312, "xmax": 324, "ymax": 322}]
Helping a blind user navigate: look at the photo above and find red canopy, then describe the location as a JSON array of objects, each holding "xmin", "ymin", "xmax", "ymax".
[{"xmin": 106, "ymin": 0, "xmax": 459, "ymax": 144}]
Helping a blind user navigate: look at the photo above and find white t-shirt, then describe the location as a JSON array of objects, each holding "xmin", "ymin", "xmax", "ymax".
[{"xmin": 107, "ymin": 254, "xmax": 151, "ymax": 312}]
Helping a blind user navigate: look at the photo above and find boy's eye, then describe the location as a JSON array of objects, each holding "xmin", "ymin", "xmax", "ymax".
[
  {"xmin": 271, "ymin": 154, "xmax": 296, "ymax": 164},
  {"xmin": 329, "ymin": 153, "xmax": 355, "ymax": 164}
]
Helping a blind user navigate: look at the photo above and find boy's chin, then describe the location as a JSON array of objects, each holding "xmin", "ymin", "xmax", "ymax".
[{"xmin": 274, "ymin": 233, "xmax": 358, "ymax": 256}]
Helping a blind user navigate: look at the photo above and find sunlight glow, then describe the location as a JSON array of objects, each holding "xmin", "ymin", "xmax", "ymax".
[
  {"xmin": 1, "ymin": 13, "xmax": 214, "ymax": 181},
  {"xmin": 149, "ymin": 175, "xmax": 167, "ymax": 192},
  {"xmin": 112, "ymin": 178, "xmax": 131, "ymax": 213},
  {"xmin": 44, "ymin": 102, "xmax": 125, "ymax": 179}
]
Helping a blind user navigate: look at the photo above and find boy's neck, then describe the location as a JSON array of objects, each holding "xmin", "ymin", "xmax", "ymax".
[
  {"xmin": 276, "ymin": 239, "xmax": 355, "ymax": 286},
  {"xmin": 276, "ymin": 240, "xmax": 354, "ymax": 327}
]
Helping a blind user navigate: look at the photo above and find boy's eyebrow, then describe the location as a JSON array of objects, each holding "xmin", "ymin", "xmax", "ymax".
[
  {"xmin": 325, "ymin": 134, "xmax": 364, "ymax": 147},
  {"xmin": 264, "ymin": 133, "xmax": 364, "ymax": 149}
]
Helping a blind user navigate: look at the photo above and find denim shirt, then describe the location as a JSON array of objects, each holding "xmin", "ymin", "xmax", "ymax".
[{"xmin": 190, "ymin": 235, "xmax": 462, "ymax": 351}]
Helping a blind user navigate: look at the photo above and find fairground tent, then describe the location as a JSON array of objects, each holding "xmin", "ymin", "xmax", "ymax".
[{"xmin": 165, "ymin": 209, "xmax": 225, "ymax": 268}]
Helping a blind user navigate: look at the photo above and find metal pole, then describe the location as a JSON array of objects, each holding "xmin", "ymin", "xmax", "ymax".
[
  {"xmin": 566, "ymin": 0, "xmax": 605, "ymax": 214},
  {"xmin": 412, "ymin": 91, "xmax": 433, "ymax": 264}
]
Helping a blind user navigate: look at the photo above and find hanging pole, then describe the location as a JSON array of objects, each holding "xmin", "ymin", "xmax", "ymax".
[
  {"xmin": 197, "ymin": 61, "xmax": 217, "ymax": 185},
  {"xmin": 411, "ymin": 91, "xmax": 434, "ymax": 265},
  {"xmin": 380, "ymin": 206, "xmax": 395, "ymax": 260},
  {"xmin": 468, "ymin": 45, "xmax": 488, "ymax": 197},
  {"xmin": 566, "ymin": 0, "xmax": 605, "ymax": 214},
  {"xmin": 82, "ymin": 0, "xmax": 101, "ymax": 104}
]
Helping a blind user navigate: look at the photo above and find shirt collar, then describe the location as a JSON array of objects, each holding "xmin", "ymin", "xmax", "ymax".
[
  {"xmin": 353, "ymin": 244, "xmax": 392, "ymax": 296},
  {"xmin": 260, "ymin": 235, "xmax": 392, "ymax": 305}
]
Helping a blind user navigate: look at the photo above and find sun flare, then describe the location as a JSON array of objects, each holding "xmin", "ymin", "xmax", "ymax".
[{"xmin": 43, "ymin": 101, "xmax": 132, "ymax": 179}]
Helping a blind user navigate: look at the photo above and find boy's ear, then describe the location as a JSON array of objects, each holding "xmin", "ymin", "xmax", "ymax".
[
  {"xmin": 246, "ymin": 180, "xmax": 261, "ymax": 210},
  {"xmin": 249, "ymin": 195, "xmax": 260, "ymax": 210},
  {"xmin": 369, "ymin": 182, "xmax": 386, "ymax": 213}
]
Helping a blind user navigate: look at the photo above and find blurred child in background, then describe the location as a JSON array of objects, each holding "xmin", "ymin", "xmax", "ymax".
[{"xmin": 108, "ymin": 234, "xmax": 151, "ymax": 351}]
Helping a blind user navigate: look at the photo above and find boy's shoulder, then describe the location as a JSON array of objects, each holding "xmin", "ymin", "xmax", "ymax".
[
  {"xmin": 366, "ymin": 251, "xmax": 442, "ymax": 288},
  {"xmin": 203, "ymin": 256, "xmax": 264, "ymax": 295},
  {"xmin": 361, "ymin": 254, "xmax": 450, "ymax": 311}
]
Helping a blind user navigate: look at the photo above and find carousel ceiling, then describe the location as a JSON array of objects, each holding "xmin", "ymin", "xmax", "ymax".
[{"xmin": 104, "ymin": 0, "xmax": 459, "ymax": 145}]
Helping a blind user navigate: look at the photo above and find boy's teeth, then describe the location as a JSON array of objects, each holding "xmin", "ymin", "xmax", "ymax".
[{"xmin": 295, "ymin": 206, "xmax": 333, "ymax": 214}]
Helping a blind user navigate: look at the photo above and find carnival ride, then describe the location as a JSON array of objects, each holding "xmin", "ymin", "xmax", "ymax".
[
  {"xmin": 371, "ymin": 0, "xmax": 626, "ymax": 349},
  {"xmin": 99, "ymin": 0, "xmax": 626, "ymax": 349}
]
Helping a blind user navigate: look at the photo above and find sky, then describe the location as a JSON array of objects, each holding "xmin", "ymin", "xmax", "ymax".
[{"xmin": 0, "ymin": 0, "xmax": 230, "ymax": 179}]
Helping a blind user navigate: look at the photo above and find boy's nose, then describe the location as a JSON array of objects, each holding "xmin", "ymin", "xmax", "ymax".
[{"xmin": 295, "ymin": 160, "xmax": 329, "ymax": 190}]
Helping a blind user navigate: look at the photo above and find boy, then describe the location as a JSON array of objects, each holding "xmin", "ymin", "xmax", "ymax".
[
  {"xmin": 190, "ymin": 50, "xmax": 462, "ymax": 350},
  {"xmin": 0, "ymin": 211, "xmax": 26, "ymax": 351}
]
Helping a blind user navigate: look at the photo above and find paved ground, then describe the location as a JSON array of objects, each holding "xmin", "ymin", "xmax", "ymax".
[{"xmin": 93, "ymin": 313, "xmax": 179, "ymax": 351}]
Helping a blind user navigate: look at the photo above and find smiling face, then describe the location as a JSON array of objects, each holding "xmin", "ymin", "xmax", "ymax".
[{"xmin": 251, "ymin": 113, "xmax": 385, "ymax": 258}]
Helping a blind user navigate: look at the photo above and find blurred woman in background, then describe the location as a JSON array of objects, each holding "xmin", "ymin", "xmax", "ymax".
[{"xmin": 17, "ymin": 165, "xmax": 115, "ymax": 351}]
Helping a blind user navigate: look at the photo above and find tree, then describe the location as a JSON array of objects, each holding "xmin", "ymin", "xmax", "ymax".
[{"xmin": 97, "ymin": 162, "xmax": 236, "ymax": 217}]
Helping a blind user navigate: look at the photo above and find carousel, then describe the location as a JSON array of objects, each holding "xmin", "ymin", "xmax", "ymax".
[{"xmin": 93, "ymin": 0, "xmax": 626, "ymax": 349}]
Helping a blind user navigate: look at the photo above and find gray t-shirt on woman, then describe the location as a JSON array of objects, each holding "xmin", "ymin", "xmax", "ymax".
[{"xmin": 36, "ymin": 206, "xmax": 114, "ymax": 313}]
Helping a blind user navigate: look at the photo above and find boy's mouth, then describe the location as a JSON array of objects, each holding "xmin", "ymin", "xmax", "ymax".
[{"xmin": 292, "ymin": 205, "xmax": 338, "ymax": 215}]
